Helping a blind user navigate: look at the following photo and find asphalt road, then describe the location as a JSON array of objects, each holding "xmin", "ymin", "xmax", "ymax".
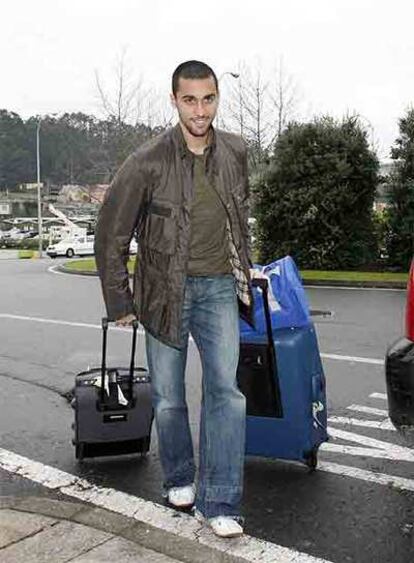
[{"xmin": 0, "ymin": 258, "xmax": 413, "ymax": 562}]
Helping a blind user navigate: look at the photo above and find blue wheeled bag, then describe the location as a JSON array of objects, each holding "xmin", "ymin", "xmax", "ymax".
[{"xmin": 236, "ymin": 278, "xmax": 328, "ymax": 469}]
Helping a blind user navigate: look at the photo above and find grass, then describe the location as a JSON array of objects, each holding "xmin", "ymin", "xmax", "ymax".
[
  {"xmin": 64, "ymin": 258, "xmax": 408, "ymax": 283},
  {"xmin": 300, "ymin": 270, "xmax": 408, "ymax": 283},
  {"xmin": 18, "ymin": 249, "xmax": 36, "ymax": 259},
  {"xmin": 63, "ymin": 257, "xmax": 136, "ymax": 274}
]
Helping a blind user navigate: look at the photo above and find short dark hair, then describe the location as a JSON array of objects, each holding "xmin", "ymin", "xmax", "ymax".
[{"xmin": 172, "ymin": 60, "xmax": 218, "ymax": 96}]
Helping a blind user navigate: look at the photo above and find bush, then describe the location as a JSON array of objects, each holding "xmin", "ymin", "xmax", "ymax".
[
  {"xmin": 386, "ymin": 108, "xmax": 414, "ymax": 270},
  {"xmin": 20, "ymin": 238, "xmax": 49, "ymax": 250},
  {"xmin": 18, "ymin": 249, "xmax": 35, "ymax": 259},
  {"xmin": 1, "ymin": 238, "xmax": 49, "ymax": 250},
  {"xmin": 254, "ymin": 116, "xmax": 380, "ymax": 270}
]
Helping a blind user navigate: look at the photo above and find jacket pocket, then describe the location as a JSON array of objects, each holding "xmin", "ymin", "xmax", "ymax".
[
  {"xmin": 145, "ymin": 203, "xmax": 176, "ymax": 255},
  {"xmin": 150, "ymin": 202, "xmax": 172, "ymax": 218}
]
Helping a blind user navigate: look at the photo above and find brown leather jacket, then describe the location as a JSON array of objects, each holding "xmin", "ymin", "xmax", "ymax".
[{"xmin": 95, "ymin": 124, "xmax": 253, "ymax": 348}]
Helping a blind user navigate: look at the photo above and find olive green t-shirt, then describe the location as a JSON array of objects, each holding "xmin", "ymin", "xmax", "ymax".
[{"xmin": 187, "ymin": 154, "xmax": 232, "ymax": 276}]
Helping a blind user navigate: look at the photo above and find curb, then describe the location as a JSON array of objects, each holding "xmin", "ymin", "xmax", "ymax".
[
  {"xmin": 57, "ymin": 264, "xmax": 407, "ymax": 289},
  {"xmin": 58, "ymin": 264, "xmax": 99, "ymax": 277},
  {"xmin": 302, "ymin": 279, "xmax": 406, "ymax": 290},
  {"xmin": 0, "ymin": 496, "xmax": 248, "ymax": 563}
]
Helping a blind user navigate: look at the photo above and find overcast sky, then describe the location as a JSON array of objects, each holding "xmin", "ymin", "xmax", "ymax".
[{"xmin": 2, "ymin": 0, "xmax": 413, "ymax": 158}]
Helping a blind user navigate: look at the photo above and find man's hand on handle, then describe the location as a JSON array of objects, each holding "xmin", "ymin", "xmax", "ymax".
[
  {"xmin": 115, "ymin": 313, "xmax": 137, "ymax": 327},
  {"xmin": 249, "ymin": 268, "xmax": 267, "ymax": 280}
]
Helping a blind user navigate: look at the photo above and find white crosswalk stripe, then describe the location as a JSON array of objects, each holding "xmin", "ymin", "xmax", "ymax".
[
  {"xmin": 346, "ymin": 404, "xmax": 389, "ymax": 417},
  {"xmin": 328, "ymin": 416, "xmax": 395, "ymax": 431},
  {"xmin": 369, "ymin": 392, "xmax": 388, "ymax": 400},
  {"xmin": 0, "ymin": 447, "xmax": 332, "ymax": 563}
]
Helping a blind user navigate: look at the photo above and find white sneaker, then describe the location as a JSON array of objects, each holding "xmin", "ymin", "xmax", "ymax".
[
  {"xmin": 167, "ymin": 484, "xmax": 196, "ymax": 508},
  {"xmin": 194, "ymin": 509, "xmax": 244, "ymax": 538}
]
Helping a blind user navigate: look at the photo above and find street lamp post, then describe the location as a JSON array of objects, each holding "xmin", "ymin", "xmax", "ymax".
[
  {"xmin": 36, "ymin": 119, "xmax": 43, "ymax": 258},
  {"xmin": 219, "ymin": 71, "xmax": 240, "ymax": 81}
]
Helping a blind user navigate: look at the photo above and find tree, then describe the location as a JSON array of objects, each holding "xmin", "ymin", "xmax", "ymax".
[
  {"xmin": 254, "ymin": 116, "xmax": 380, "ymax": 270},
  {"xmin": 94, "ymin": 51, "xmax": 169, "ymax": 177},
  {"xmin": 0, "ymin": 108, "xmax": 165, "ymax": 190},
  {"xmin": 386, "ymin": 107, "xmax": 414, "ymax": 270},
  {"xmin": 224, "ymin": 62, "xmax": 272, "ymax": 169},
  {"xmin": 95, "ymin": 48, "xmax": 144, "ymax": 127},
  {"xmin": 223, "ymin": 59, "xmax": 298, "ymax": 172},
  {"xmin": 268, "ymin": 58, "xmax": 299, "ymax": 143},
  {"xmin": 25, "ymin": 113, "xmax": 99, "ymax": 186},
  {"xmin": 0, "ymin": 110, "xmax": 34, "ymax": 189}
]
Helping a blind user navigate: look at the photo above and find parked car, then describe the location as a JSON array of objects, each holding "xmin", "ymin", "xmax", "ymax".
[
  {"xmin": 385, "ymin": 261, "xmax": 414, "ymax": 427},
  {"xmin": 2, "ymin": 228, "xmax": 21, "ymax": 239},
  {"xmin": 47, "ymin": 235, "xmax": 137, "ymax": 258},
  {"xmin": 46, "ymin": 235, "xmax": 95, "ymax": 258},
  {"xmin": 12, "ymin": 231, "xmax": 33, "ymax": 241}
]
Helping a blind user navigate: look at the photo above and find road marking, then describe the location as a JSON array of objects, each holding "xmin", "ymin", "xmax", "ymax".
[
  {"xmin": 324, "ymin": 427, "xmax": 414, "ymax": 462},
  {"xmin": 370, "ymin": 392, "xmax": 388, "ymax": 400},
  {"xmin": 322, "ymin": 392, "xmax": 414, "ymax": 488},
  {"xmin": 319, "ymin": 461, "xmax": 414, "ymax": 492},
  {"xmin": 0, "ymin": 314, "xmax": 145, "ymax": 335},
  {"xmin": 322, "ymin": 444, "xmax": 406, "ymax": 461},
  {"xmin": 0, "ymin": 447, "xmax": 332, "ymax": 563},
  {"xmin": 48, "ymin": 264, "xmax": 75, "ymax": 277},
  {"xmin": 320, "ymin": 353, "xmax": 384, "ymax": 366},
  {"xmin": 347, "ymin": 404, "xmax": 389, "ymax": 417},
  {"xmin": 0, "ymin": 314, "xmax": 386, "ymax": 367},
  {"xmin": 328, "ymin": 416, "xmax": 395, "ymax": 431}
]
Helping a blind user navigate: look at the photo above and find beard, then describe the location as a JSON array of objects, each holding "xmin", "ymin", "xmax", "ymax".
[{"xmin": 181, "ymin": 116, "xmax": 213, "ymax": 138}]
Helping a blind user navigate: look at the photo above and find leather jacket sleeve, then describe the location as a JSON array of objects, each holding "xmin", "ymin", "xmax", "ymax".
[
  {"xmin": 240, "ymin": 143, "xmax": 250, "ymax": 227},
  {"xmin": 240, "ymin": 143, "xmax": 253, "ymax": 266},
  {"xmin": 94, "ymin": 152, "xmax": 149, "ymax": 321}
]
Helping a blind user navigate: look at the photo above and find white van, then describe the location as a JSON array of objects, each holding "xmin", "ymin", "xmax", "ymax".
[{"xmin": 46, "ymin": 235, "xmax": 95, "ymax": 258}]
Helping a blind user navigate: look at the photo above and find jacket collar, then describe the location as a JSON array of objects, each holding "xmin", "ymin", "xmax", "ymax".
[
  {"xmin": 172, "ymin": 123, "xmax": 217, "ymax": 160},
  {"xmin": 171, "ymin": 123, "xmax": 231, "ymax": 203}
]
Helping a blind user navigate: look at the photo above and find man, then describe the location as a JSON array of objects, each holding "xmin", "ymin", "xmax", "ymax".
[{"xmin": 95, "ymin": 60, "xmax": 253, "ymax": 538}]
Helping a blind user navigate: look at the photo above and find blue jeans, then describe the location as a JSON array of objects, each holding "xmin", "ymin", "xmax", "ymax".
[{"xmin": 145, "ymin": 275, "xmax": 246, "ymax": 518}]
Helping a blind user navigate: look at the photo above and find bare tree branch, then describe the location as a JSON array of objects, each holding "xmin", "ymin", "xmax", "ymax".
[
  {"xmin": 268, "ymin": 57, "xmax": 299, "ymax": 145},
  {"xmin": 222, "ymin": 58, "xmax": 300, "ymax": 169},
  {"xmin": 94, "ymin": 48, "xmax": 147, "ymax": 126}
]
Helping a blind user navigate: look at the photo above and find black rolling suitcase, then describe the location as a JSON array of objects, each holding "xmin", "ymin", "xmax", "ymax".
[{"xmin": 72, "ymin": 318, "xmax": 153, "ymax": 460}]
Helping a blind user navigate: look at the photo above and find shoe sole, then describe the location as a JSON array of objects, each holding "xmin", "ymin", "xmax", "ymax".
[
  {"xmin": 194, "ymin": 511, "xmax": 243, "ymax": 538},
  {"xmin": 213, "ymin": 529, "xmax": 243, "ymax": 538},
  {"xmin": 164, "ymin": 498, "xmax": 194, "ymax": 512}
]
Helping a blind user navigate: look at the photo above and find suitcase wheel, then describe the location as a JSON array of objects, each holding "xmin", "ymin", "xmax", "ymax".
[
  {"xmin": 75, "ymin": 443, "xmax": 85, "ymax": 461},
  {"xmin": 305, "ymin": 449, "xmax": 318, "ymax": 471},
  {"xmin": 141, "ymin": 435, "xmax": 151, "ymax": 455}
]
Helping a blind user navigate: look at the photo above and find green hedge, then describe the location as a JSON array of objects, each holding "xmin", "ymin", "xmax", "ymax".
[
  {"xmin": 1, "ymin": 238, "xmax": 49, "ymax": 250},
  {"xmin": 18, "ymin": 249, "xmax": 36, "ymax": 259}
]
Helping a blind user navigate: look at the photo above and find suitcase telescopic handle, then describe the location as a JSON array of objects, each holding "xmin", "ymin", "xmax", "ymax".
[
  {"xmin": 100, "ymin": 317, "xmax": 139, "ymax": 403},
  {"xmin": 251, "ymin": 278, "xmax": 273, "ymax": 348},
  {"xmin": 251, "ymin": 277, "xmax": 279, "ymax": 403}
]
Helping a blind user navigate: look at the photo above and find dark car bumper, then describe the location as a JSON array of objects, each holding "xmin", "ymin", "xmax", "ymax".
[{"xmin": 385, "ymin": 337, "xmax": 414, "ymax": 426}]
